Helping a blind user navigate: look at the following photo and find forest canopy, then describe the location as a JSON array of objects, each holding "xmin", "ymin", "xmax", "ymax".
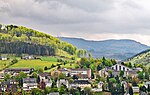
[{"xmin": 0, "ymin": 24, "xmax": 84, "ymax": 56}]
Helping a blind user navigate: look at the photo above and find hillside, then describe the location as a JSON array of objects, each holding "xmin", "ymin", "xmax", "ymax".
[
  {"xmin": 0, "ymin": 24, "xmax": 82, "ymax": 57},
  {"xmin": 128, "ymin": 49, "xmax": 150, "ymax": 67},
  {"xmin": 59, "ymin": 37, "xmax": 149, "ymax": 60}
]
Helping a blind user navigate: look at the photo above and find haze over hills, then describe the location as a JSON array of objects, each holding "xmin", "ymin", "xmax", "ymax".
[{"xmin": 59, "ymin": 37, "xmax": 150, "ymax": 60}]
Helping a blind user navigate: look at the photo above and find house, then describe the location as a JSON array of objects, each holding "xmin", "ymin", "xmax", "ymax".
[
  {"xmin": 22, "ymin": 78, "xmax": 37, "ymax": 91},
  {"xmin": 99, "ymin": 64, "xmax": 138, "ymax": 77},
  {"xmin": 57, "ymin": 79, "xmax": 69, "ymax": 88},
  {"xmin": 133, "ymin": 67, "xmax": 143, "ymax": 72},
  {"xmin": 0, "ymin": 71, "xmax": 4, "ymax": 80},
  {"xmin": 0, "ymin": 57, "xmax": 8, "ymax": 61},
  {"xmin": 4, "ymin": 68, "xmax": 34, "ymax": 75},
  {"xmin": 111, "ymin": 64, "xmax": 132, "ymax": 71},
  {"xmin": 98, "ymin": 81, "xmax": 104, "ymax": 91},
  {"xmin": 0, "ymin": 79, "xmax": 18, "ymax": 92},
  {"xmin": 70, "ymin": 69, "xmax": 91, "ymax": 79},
  {"xmin": 121, "ymin": 81, "xmax": 127, "ymax": 89},
  {"xmin": 99, "ymin": 67, "xmax": 110, "ymax": 77},
  {"xmin": 39, "ymin": 72, "xmax": 52, "ymax": 87},
  {"xmin": 132, "ymin": 86, "xmax": 139, "ymax": 93},
  {"xmin": 144, "ymin": 81, "xmax": 150, "ymax": 88},
  {"xmin": 127, "ymin": 71, "xmax": 138, "ymax": 77},
  {"xmin": 58, "ymin": 68, "xmax": 70, "ymax": 76},
  {"xmin": 21, "ymin": 56, "xmax": 36, "ymax": 60},
  {"xmin": 70, "ymin": 80, "xmax": 91, "ymax": 88}
]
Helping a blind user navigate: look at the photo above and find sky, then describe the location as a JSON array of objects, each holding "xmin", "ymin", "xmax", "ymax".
[{"xmin": 1, "ymin": 0, "xmax": 150, "ymax": 45}]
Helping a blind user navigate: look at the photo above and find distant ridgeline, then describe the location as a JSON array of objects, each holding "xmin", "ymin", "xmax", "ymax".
[{"xmin": 0, "ymin": 24, "xmax": 85, "ymax": 56}]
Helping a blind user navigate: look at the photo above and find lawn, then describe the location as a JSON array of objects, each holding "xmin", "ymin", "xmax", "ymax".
[
  {"xmin": 0, "ymin": 60, "xmax": 12, "ymax": 70},
  {"xmin": 45, "ymin": 63, "xmax": 79, "ymax": 72},
  {"xmin": 40, "ymin": 56, "xmax": 58, "ymax": 62},
  {"xmin": 9, "ymin": 60, "xmax": 60, "ymax": 70}
]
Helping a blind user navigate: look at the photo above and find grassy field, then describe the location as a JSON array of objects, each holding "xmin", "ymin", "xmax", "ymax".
[
  {"xmin": 40, "ymin": 56, "xmax": 58, "ymax": 62},
  {"xmin": 9, "ymin": 60, "xmax": 60, "ymax": 70},
  {"xmin": 1, "ymin": 55, "xmax": 79, "ymax": 72},
  {"xmin": 45, "ymin": 63, "xmax": 79, "ymax": 72},
  {"xmin": 0, "ymin": 60, "xmax": 12, "ymax": 70}
]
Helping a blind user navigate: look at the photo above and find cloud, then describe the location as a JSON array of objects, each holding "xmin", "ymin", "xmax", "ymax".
[{"xmin": 0, "ymin": 0, "xmax": 150, "ymax": 45}]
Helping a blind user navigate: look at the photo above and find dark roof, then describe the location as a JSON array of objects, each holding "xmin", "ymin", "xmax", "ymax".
[
  {"xmin": 39, "ymin": 72, "xmax": 51, "ymax": 77},
  {"xmin": 73, "ymin": 80, "xmax": 90, "ymax": 84},
  {"xmin": 23, "ymin": 78, "xmax": 37, "ymax": 83},
  {"xmin": 5, "ymin": 68, "xmax": 34, "ymax": 72},
  {"xmin": 71, "ymin": 68, "xmax": 90, "ymax": 71}
]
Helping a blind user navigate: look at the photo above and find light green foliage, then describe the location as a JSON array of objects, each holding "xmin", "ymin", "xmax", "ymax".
[
  {"xmin": 109, "ymin": 78, "xmax": 116, "ymax": 83},
  {"xmin": 0, "ymin": 25, "xmax": 83, "ymax": 57},
  {"xmin": 4, "ymin": 73, "xmax": 11, "ymax": 81}
]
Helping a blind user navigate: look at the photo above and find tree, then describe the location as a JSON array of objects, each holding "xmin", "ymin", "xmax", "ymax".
[
  {"xmin": 128, "ymin": 62, "xmax": 132, "ymax": 68},
  {"xmin": 147, "ymin": 84, "xmax": 150, "ymax": 92},
  {"xmin": 11, "ymin": 58, "xmax": 18, "ymax": 64},
  {"xmin": 88, "ymin": 53, "xmax": 92, "ymax": 58},
  {"xmin": 44, "ymin": 66, "xmax": 48, "ymax": 70},
  {"xmin": 58, "ymin": 73, "xmax": 66, "ymax": 79},
  {"xmin": 44, "ymin": 87, "xmax": 51, "ymax": 94},
  {"xmin": 138, "ymin": 71, "xmax": 144, "ymax": 79},
  {"xmin": 122, "ymin": 84, "xmax": 125, "ymax": 94},
  {"xmin": 129, "ymin": 86, "xmax": 133, "ymax": 95},
  {"xmin": 31, "ymin": 72, "xmax": 38, "ymax": 78},
  {"xmin": 120, "ymin": 71, "xmax": 124, "ymax": 77},
  {"xmin": 4, "ymin": 73, "xmax": 11, "ymax": 81},
  {"xmin": 59, "ymin": 85, "xmax": 65, "ymax": 95},
  {"xmin": 31, "ymin": 88, "xmax": 44, "ymax": 95},
  {"xmin": 109, "ymin": 78, "xmax": 116, "ymax": 83},
  {"xmin": 84, "ymin": 87, "xmax": 91, "ymax": 95},
  {"xmin": 38, "ymin": 68, "xmax": 43, "ymax": 73}
]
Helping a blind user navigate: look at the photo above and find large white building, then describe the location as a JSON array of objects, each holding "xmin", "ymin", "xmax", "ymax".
[
  {"xmin": 111, "ymin": 64, "xmax": 132, "ymax": 71},
  {"xmin": 22, "ymin": 78, "xmax": 37, "ymax": 91}
]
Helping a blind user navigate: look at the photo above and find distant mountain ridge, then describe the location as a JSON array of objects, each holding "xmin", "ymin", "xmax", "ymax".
[{"xmin": 59, "ymin": 37, "xmax": 150, "ymax": 60}]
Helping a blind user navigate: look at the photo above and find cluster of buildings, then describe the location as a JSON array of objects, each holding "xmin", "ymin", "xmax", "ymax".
[
  {"xmin": 99, "ymin": 63, "xmax": 143, "ymax": 77},
  {"xmin": 0, "ymin": 63, "xmax": 149, "ymax": 94}
]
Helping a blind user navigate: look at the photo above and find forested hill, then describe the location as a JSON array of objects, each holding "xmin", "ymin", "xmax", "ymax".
[
  {"xmin": 0, "ymin": 24, "xmax": 84, "ymax": 57},
  {"xmin": 128, "ymin": 49, "xmax": 150, "ymax": 66}
]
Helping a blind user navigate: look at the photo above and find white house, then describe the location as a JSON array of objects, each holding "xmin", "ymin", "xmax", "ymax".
[
  {"xmin": 39, "ymin": 72, "xmax": 52, "ymax": 87},
  {"xmin": 4, "ymin": 68, "xmax": 34, "ymax": 76},
  {"xmin": 57, "ymin": 79, "xmax": 69, "ymax": 88},
  {"xmin": 70, "ymin": 80, "xmax": 91, "ymax": 89},
  {"xmin": 111, "ymin": 64, "xmax": 132, "ymax": 71},
  {"xmin": 23, "ymin": 78, "xmax": 37, "ymax": 91},
  {"xmin": 98, "ymin": 81, "xmax": 104, "ymax": 91},
  {"xmin": 70, "ymin": 69, "xmax": 91, "ymax": 79},
  {"xmin": 145, "ymin": 81, "xmax": 150, "ymax": 88},
  {"xmin": 0, "ymin": 57, "xmax": 8, "ymax": 61}
]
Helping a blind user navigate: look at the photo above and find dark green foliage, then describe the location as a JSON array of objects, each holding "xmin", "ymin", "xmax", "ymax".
[
  {"xmin": 11, "ymin": 58, "xmax": 18, "ymax": 64},
  {"xmin": 129, "ymin": 86, "xmax": 133, "ymax": 95},
  {"xmin": 0, "ymin": 25, "xmax": 80, "ymax": 56}
]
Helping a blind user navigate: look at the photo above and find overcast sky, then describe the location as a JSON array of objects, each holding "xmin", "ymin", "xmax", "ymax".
[{"xmin": 1, "ymin": 0, "xmax": 150, "ymax": 45}]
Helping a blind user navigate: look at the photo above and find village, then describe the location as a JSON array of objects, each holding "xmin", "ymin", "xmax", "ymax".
[{"xmin": 0, "ymin": 56, "xmax": 150, "ymax": 95}]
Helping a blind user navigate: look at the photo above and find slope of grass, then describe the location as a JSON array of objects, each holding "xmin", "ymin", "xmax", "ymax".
[
  {"xmin": 9, "ymin": 60, "xmax": 60, "ymax": 70},
  {"xmin": 45, "ymin": 63, "xmax": 79, "ymax": 72},
  {"xmin": 0, "ymin": 60, "xmax": 12, "ymax": 70},
  {"xmin": 40, "ymin": 56, "xmax": 58, "ymax": 62}
]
